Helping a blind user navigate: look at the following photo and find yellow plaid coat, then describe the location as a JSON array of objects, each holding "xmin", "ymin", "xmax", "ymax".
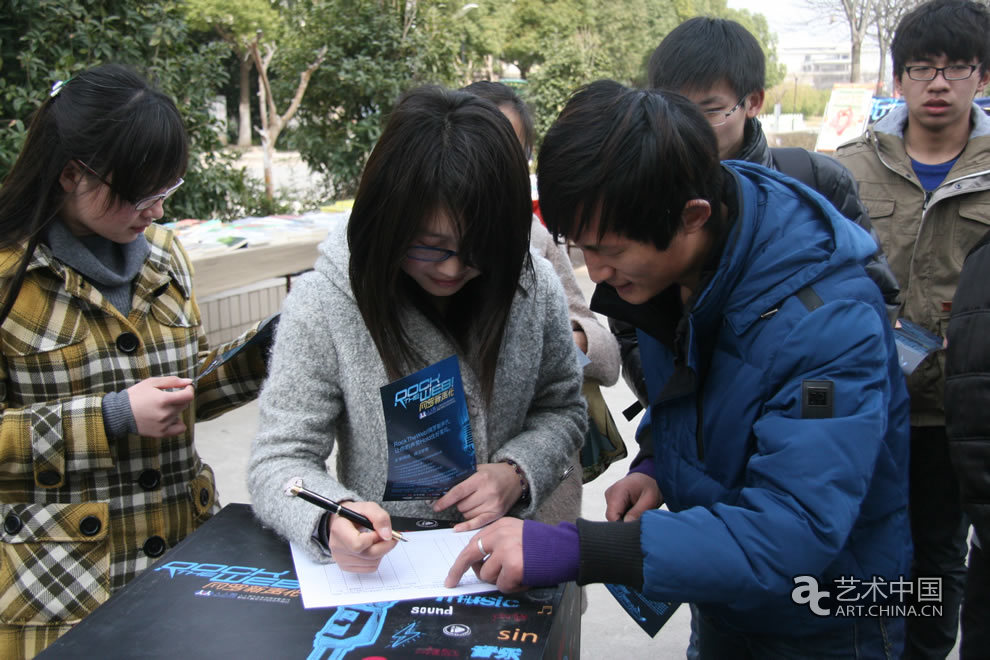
[{"xmin": 0, "ymin": 224, "xmax": 267, "ymax": 658}]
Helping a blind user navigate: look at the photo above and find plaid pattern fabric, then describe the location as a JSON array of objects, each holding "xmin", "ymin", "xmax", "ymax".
[{"xmin": 0, "ymin": 225, "xmax": 266, "ymax": 658}]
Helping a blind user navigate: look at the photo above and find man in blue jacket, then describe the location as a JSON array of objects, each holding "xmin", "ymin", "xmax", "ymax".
[{"xmin": 446, "ymin": 81, "xmax": 911, "ymax": 658}]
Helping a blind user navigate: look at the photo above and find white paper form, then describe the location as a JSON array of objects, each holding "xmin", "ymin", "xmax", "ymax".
[{"xmin": 290, "ymin": 527, "xmax": 497, "ymax": 609}]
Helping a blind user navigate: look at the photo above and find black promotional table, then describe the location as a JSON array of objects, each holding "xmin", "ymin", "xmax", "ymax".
[{"xmin": 39, "ymin": 504, "xmax": 580, "ymax": 659}]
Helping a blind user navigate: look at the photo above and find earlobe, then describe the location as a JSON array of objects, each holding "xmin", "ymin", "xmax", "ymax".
[{"xmin": 681, "ymin": 200, "xmax": 711, "ymax": 234}]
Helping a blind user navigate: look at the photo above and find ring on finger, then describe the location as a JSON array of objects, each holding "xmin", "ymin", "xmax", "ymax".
[{"xmin": 477, "ymin": 537, "xmax": 487, "ymax": 559}]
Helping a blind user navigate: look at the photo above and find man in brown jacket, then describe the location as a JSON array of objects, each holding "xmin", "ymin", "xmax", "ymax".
[{"xmin": 836, "ymin": 1, "xmax": 990, "ymax": 657}]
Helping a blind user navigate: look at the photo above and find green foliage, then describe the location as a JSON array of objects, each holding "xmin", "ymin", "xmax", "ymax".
[
  {"xmin": 284, "ymin": 0, "xmax": 460, "ymax": 198},
  {"xmin": 522, "ymin": 0, "xmax": 758, "ymax": 150},
  {"xmin": 0, "ymin": 0, "xmax": 269, "ymax": 220},
  {"xmin": 524, "ymin": 34, "xmax": 603, "ymax": 144},
  {"xmin": 767, "ymin": 81, "xmax": 831, "ymax": 117},
  {"xmin": 183, "ymin": 0, "xmax": 280, "ymax": 47}
]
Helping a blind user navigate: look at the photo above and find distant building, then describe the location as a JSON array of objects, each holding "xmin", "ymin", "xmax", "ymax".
[{"xmin": 780, "ymin": 43, "xmax": 888, "ymax": 90}]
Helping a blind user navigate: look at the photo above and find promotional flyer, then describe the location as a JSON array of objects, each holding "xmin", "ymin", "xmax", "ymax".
[{"xmin": 381, "ymin": 355, "xmax": 476, "ymax": 501}]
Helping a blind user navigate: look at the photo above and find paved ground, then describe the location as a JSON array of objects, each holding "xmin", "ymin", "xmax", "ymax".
[{"xmin": 194, "ymin": 261, "xmax": 693, "ymax": 659}]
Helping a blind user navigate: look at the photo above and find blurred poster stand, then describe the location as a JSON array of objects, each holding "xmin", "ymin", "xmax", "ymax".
[{"xmin": 814, "ymin": 83, "xmax": 876, "ymax": 152}]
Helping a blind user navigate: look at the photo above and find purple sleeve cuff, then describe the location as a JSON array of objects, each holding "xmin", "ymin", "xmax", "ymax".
[
  {"xmin": 628, "ymin": 456, "xmax": 655, "ymax": 478},
  {"xmin": 522, "ymin": 520, "xmax": 579, "ymax": 586}
]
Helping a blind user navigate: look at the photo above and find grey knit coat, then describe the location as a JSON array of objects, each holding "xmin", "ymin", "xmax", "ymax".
[
  {"xmin": 529, "ymin": 217, "xmax": 620, "ymax": 386},
  {"xmin": 248, "ymin": 226, "xmax": 587, "ymax": 559}
]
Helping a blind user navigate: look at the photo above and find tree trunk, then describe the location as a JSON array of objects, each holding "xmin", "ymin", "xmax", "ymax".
[
  {"xmin": 237, "ymin": 54, "xmax": 253, "ymax": 148},
  {"xmin": 850, "ymin": 38, "xmax": 862, "ymax": 83},
  {"xmin": 254, "ymin": 49, "xmax": 274, "ymax": 202},
  {"xmin": 876, "ymin": 36, "xmax": 887, "ymax": 93}
]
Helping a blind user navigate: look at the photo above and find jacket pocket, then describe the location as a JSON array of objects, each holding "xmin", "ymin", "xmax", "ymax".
[
  {"xmin": 860, "ymin": 198, "xmax": 896, "ymax": 249},
  {"xmin": 951, "ymin": 199, "xmax": 990, "ymax": 269},
  {"xmin": 2, "ymin": 291, "xmax": 88, "ymax": 357},
  {"xmin": 0, "ymin": 501, "xmax": 110, "ymax": 625},
  {"xmin": 2, "ymin": 294, "xmax": 90, "ymax": 405}
]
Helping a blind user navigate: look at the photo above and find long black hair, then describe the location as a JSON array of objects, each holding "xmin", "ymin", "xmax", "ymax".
[
  {"xmin": 347, "ymin": 85, "xmax": 532, "ymax": 401},
  {"xmin": 0, "ymin": 63, "xmax": 188, "ymax": 324}
]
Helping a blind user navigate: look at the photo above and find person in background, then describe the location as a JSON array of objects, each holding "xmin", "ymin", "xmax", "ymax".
[
  {"xmin": 248, "ymin": 85, "xmax": 585, "ymax": 573},
  {"xmin": 0, "ymin": 64, "xmax": 272, "ymax": 658},
  {"xmin": 612, "ymin": 16, "xmax": 900, "ymax": 411},
  {"xmin": 446, "ymin": 80, "xmax": 911, "ymax": 659},
  {"xmin": 460, "ymin": 81, "xmax": 620, "ymax": 391},
  {"xmin": 835, "ymin": 2, "xmax": 990, "ymax": 656},
  {"xmin": 945, "ymin": 230, "xmax": 990, "ymax": 660}
]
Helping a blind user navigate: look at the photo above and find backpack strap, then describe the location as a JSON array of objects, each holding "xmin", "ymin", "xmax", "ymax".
[{"xmin": 771, "ymin": 147, "xmax": 817, "ymax": 190}]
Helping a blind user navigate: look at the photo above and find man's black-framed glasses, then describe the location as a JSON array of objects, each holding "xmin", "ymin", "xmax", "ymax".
[
  {"xmin": 406, "ymin": 245, "xmax": 459, "ymax": 262},
  {"xmin": 904, "ymin": 64, "xmax": 978, "ymax": 82},
  {"xmin": 703, "ymin": 95, "xmax": 748, "ymax": 127},
  {"xmin": 77, "ymin": 160, "xmax": 184, "ymax": 211}
]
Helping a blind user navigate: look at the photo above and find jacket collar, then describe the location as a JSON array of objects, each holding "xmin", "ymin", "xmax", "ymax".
[
  {"xmin": 870, "ymin": 103, "xmax": 990, "ymax": 178},
  {"xmin": 735, "ymin": 117, "xmax": 774, "ymax": 168},
  {"xmin": 0, "ymin": 224, "xmax": 185, "ymax": 301}
]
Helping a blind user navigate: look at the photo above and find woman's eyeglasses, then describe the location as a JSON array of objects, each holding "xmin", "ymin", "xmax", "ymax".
[
  {"xmin": 76, "ymin": 160, "xmax": 184, "ymax": 211},
  {"xmin": 406, "ymin": 245, "xmax": 459, "ymax": 262}
]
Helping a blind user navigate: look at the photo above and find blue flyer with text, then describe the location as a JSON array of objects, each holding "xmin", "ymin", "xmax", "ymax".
[{"xmin": 380, "ymin": 355, "xmax": 476, "ymax": 501}]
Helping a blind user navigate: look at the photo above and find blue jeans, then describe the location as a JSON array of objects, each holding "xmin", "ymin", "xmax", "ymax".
[
  {"xmin": 904, "ymin": 426, "xmax": 968, "ymax": 660},
  {"xmin": 694, "ymin": 611, "xmax": 904, "ymax": 659}
]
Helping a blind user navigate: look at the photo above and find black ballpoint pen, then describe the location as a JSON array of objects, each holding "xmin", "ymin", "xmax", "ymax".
[{"xmin": 284, "ymin": 479, "xmax": 407, "ymax": 542}]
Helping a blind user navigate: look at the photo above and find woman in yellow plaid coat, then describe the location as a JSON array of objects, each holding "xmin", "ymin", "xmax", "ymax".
[{"xmin": 0, "ymin": 65, "xmax": 271, "ymax": 658}]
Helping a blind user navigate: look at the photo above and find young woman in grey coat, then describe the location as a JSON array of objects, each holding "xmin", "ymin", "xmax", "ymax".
[{"xmin": 248, "ymin": 85, "xmax": 587, "ymax": 573}]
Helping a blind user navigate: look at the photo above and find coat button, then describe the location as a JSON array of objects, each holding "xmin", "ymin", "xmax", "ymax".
[
  {"xmin": 3, "ymin": 513, "xmax": 22, "ymax": 535},
  {"xmin": 138, "ymin": 469, "xmax": 162, "ymax": 490},
  {"xmin": 199, "ymin": 487, "xmax": 210, "ymax": 507},
  {"xmin": 143, "ymin": 536, "xmax": 166, "ymax": 557},
  {"xmin": 38, "ymin": 470, "xmax": 61, "ymax": 486},
  {"xmin": 115, "ymin": 332, "xmax": 140, "ymax": 353},
  {"xmin": 79, "ymin": 515, "xmax": 102, "ymax": 536}
]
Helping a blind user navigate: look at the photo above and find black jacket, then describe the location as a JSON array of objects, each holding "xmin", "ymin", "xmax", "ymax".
[
  {"xmin": 945, "ymin": 229, "xmax": 990, "ymax": 547},
  {"xmin": 612, "ymin": 117, "xmax": 901, "ymax": 409}
]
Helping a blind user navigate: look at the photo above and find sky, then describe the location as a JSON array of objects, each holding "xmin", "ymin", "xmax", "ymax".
[{"xmin": 726, "ymin": 0, "xmax": 850, "ymax": 49}]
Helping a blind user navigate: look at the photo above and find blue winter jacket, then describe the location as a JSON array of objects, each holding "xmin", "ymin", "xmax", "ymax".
[{"xmin": 586, "ymin": 162, "xmax": 911, "ymax": 635}]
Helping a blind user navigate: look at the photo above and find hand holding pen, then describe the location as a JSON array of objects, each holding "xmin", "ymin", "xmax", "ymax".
[{"xmin": 285, "ymin": 479, "xmax": 404, "ymax": 574}]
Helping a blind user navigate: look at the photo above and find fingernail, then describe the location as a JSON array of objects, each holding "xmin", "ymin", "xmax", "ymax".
[{"xmin": 381, "ymin": 527, "xmax": 392, "ymax": 541}]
